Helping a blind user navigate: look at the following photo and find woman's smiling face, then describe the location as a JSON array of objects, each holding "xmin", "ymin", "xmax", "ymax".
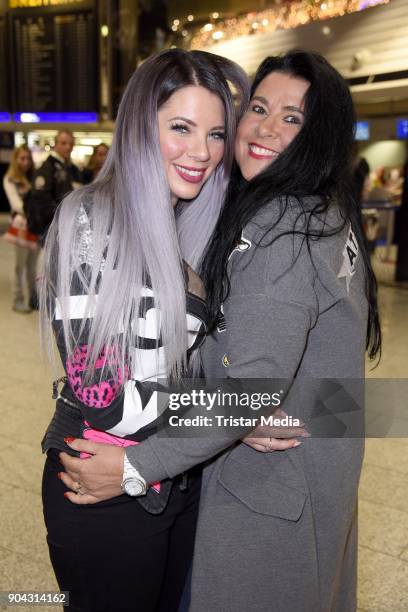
[
  {"xmin": 235, "ymin": 71, "xmax": 309, "ymax": 180},
  {"xmin": 158, "ymin": 85, "xmax": 226, "ymax": 206}
]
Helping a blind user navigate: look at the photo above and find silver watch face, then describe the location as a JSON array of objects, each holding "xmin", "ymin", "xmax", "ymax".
[{"xmin": 122, "ymin": 477, "xmax": 146, "ymax": 497}]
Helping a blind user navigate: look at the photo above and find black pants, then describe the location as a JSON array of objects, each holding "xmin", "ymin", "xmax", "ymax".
[{"xmin": 42, "ymin": 450, "xmax": 201, "ymax": 612}]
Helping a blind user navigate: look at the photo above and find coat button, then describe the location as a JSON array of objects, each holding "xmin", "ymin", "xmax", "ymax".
[{"xmin": 222, "ymin": 354, "xmax": 231, "ymax": 367}]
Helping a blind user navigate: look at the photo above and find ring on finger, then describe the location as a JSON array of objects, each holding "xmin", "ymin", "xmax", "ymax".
[{"xmin": 268, "ymin": 437, "xmax": 274, "ymax": 451}]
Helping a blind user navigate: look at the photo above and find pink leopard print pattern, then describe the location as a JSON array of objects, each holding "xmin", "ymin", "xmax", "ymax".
[{"xmin": 66, "ymin": 345, "xmax": 128, "ymax": 408}]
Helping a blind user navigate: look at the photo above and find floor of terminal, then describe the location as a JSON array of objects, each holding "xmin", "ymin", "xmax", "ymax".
[{"xmin": 0, "ymin": 216, "xmax": 407, "ymax": 611}]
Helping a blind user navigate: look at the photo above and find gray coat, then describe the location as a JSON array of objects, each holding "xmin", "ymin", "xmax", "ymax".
[{"xmin": 127, "ymin": 198, "xmax": 367, "ymax": 612}]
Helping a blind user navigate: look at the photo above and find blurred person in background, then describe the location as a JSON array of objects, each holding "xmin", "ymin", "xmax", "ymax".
[
  {"xmin": 352, "ymin": 154, "xmax": 370, "ymax": 205},
  {"xmin": 81, "ymin": 142, "xmax": 109, "ymax": 184},
  {"xmin": 24, "ymin": 130, "xmax": 82, "ymax": 242},
  {"xmin": 351, "ymin": 154, "xmax": 378, "ymax": 255},
  {"xmin": 396, "ymin": 157, "xmax": 408, "ymax": 281},
  {"xmin": 3, "ymin": 145, "xmax": 39, "ymax": 313},
  {"xmin": 367, "ymin": 166, "xmax": 394, "ymax": 203}
]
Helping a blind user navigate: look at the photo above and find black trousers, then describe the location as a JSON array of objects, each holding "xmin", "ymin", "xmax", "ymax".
[{"xmin": 42, "ymin": 450, "xmax": 201, "ymax": 612}]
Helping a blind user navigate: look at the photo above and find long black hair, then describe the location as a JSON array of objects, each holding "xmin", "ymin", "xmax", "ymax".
[{"xmin": 201, "ymin": 50, "xmax": 381, "ymax": 360}]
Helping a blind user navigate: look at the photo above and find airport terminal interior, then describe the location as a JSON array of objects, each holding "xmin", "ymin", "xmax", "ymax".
[
  {"xmin": 1, "ymin": 231, "xmax": 407, "ymax": 611},
  {"xmin": 1, "ymin": 0, "xmax": 408, "ymax": 611}
]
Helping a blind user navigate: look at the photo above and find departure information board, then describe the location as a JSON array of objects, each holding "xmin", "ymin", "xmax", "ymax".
[
  {"xmin": 0, "ymin": 11, "xmax": 8, "ymax": 112},
  {"xmin": 11, "ymin": 6, "xmax": 97, "ymax": 112}
]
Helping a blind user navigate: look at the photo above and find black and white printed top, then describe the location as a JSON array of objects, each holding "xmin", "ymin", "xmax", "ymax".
[{"xmin": 42, "ymin": 204, "xmax": 208, "ymax": 459}]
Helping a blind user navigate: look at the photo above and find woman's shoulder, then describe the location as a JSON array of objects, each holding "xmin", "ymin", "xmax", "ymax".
[
  {"xmin": 3, "ymin": 173, "xmax": 16, "ymax": 188},
  {"xmin": 246, "ymin": 195, "xmax": 346, "ymax": 239},
  {"xmin": 246, "ymin": 194, "xmax": 318, "ymax": 230},
  {"xmin": 55, "ymin": 193, "xmax": 97, "ymax": 268}
]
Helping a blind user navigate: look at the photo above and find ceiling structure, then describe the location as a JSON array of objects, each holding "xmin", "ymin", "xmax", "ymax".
[{"xmin": 166, "ymin": 0, "xmax": 408, "ymax": 114}]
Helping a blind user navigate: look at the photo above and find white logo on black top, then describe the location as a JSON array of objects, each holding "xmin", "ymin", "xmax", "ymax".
[
  {"xmin": 338, "ymin": 225, "xmax": 359, "ymax": 292},
  {"xmin": 34, "ymin": 175, "xmax": 46, "ymax": 190}
]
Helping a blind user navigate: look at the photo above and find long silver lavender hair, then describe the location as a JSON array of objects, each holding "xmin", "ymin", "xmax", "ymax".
[{"xmin": 41, "ymin": 49, "xmax": 249, "ymax": 382}]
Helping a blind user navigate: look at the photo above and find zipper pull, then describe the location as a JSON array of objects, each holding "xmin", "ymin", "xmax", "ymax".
[{"xmin": 179, "ymin": 472, "xmax": 188, "ymax": 491}]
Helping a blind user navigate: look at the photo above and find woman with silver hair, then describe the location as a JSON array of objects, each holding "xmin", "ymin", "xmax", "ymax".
[
  {"xmin": 40, "ymin": 48, "xmax": 251, "ymax": 611},
  {"xmin": 59, "ymin": 50, "xmax": 380, "ymax": 612}
]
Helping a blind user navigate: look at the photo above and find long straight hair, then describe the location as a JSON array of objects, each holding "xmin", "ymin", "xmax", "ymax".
[
  {"xmin": 41, "ymin": 49, "xmax": 249, "ymax": 382},
  {"xmin": 5, "ymin": 145, "xmax": 33, "ymax": 189},
  {"xmin": 202, "ymin": 50, "xmax": 381, "ymax": 360}
]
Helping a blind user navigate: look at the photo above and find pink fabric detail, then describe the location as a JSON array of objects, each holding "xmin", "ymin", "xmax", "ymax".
[
  {"xmin": 80, "ymin": 423, "xmax": 160, "ymax": 492},
  {"xmin": 66, "ymin": 345, "xmax": 129, "ymax": 408}
]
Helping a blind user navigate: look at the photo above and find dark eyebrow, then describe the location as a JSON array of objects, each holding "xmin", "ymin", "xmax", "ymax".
[
  {"xmin": 252, "ymin": 96, "xmax": 269, "ymax": 107},
  {"xmin": 283, "ymin": 105, "xmax": 305, "ymax": 115},
  {"xmin": 168, "ymin": 116, "xmax": 196, "ymax": 127},
  {"xmin": 168, "ymin": 116, "xmax": 225, "ymax": 131},
  {"xmin": 252, "ymin": 97, "xmax": 305, "ymax": 116}
]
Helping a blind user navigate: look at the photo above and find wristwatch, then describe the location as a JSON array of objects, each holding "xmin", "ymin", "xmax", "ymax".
[{"xmin": 121, "ymin": 453, "xmax": 147, "ymax": 497}]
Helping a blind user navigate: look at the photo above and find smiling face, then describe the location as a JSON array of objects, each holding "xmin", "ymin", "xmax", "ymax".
[
  {"xmin": 158, "ymin": 85, "xmax": 225, "ymax": 205},
  {"xmin": 54, "ymin": 131, "xmax": 74, "ymax": 162},
  {"xmin": 235, "ymin": 72, "xmax": 309, "ymax": 180}
]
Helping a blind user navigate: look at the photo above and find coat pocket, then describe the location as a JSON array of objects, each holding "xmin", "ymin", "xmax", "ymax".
[{"xmin": 217, "ymin": 454, "xmax": 306, "ymax": 521}]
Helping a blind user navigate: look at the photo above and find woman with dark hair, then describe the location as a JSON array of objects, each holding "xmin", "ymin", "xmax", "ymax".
[
  {"xmin": 190, "ymin": 50, "xmax": 381, "ymax": 611},
  {"xmin": 81, "ymin": 142, "xmax": 109, "ymax": 183},
  {"xmin": 40, "ymin": 48, "xmax": 251, "ymax": 612},
  {"xmin": 60, "ymin": 50, "xmax": 380, "ymax": 611}
]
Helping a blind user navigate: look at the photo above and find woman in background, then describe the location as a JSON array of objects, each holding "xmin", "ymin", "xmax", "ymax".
[
  {"xmin": 81, "ymin": 142, "xmax": 109, "ymax": 183},
  {"xmin": 3, "ymin": 145, "xmax": 39, "ymax": 313}
]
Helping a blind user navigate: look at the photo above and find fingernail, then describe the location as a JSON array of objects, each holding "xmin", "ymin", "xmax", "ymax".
[
  {"xmin": 301, "ymin": 432, "xmax": 311, "ymax": 437},
  {"xmin": 63, "ymin": 492, "xmax": 70, "ymax": 498},
  {"xmin": 57, "ymin": 472, "xmax": 63, "ymax": 479},
  {"xmin": 293, "ymin": 441, "xmax": 301, "ymax": 447},
  {"xmin": 64, "ymin": 436, "xmax": 75, "ymax": 444}
]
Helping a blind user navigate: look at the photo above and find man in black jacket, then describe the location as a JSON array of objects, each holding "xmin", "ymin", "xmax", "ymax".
[
  {"xmin": 24, "ymin": 130, "xmax": 82, "ymax": 309},
  {"xmin": 25, "ymin": 130, "xmax": 82, "ymax": 240}
]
